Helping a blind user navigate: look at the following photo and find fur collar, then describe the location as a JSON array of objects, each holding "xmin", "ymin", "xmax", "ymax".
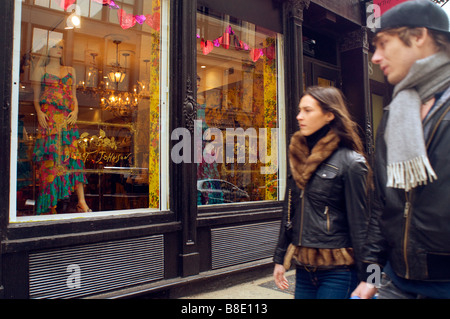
[{"xmin": 288, "ymin": 130, "xmax": 340, "ymax": 190}]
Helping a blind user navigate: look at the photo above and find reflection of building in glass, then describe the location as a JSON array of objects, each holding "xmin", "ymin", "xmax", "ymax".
[
  {"xmin": 196, "ymin": 10, "xmax": 282, "ymax": 204},
  {"xmin": 16, "ymin": 0, "xmax": 166, "ymax": 216}
]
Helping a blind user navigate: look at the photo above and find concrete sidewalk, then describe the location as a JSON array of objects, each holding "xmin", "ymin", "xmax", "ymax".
[{"xmin": 180, "ymin": 269, "xmax": 296, "ymax": 299}]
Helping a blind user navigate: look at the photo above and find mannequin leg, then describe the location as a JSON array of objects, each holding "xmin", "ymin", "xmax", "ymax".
[{"xmin": 75, "ymin": 183, "xmax": 92, "ymax": 212}]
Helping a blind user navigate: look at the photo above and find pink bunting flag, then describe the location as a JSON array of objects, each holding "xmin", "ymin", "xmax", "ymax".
[
  {"xmin": 118, "ymin": 9, "xmax": 136, "ymax": 29},
  {"xmin": 57, "ymin": 0, "xmax": 75, "ymax": 10},
  {"xmin": 145, "ymin": 12, "xmax": 160, "ymax": 31},
  {"xmin": 92, "ymin": 0, "xmax": 120, "ymax": 8},
  {"xmin": 250, "ymin": 48, "xmax": 264, "ymax": 62},
  {"xmin": 201, "ymin": 39, "xmax": 214, "ymax": 55}
]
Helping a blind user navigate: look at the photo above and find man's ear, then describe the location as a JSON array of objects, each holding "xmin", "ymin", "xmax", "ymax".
[
  {"xmin": 412, "ymin": 28, "xmax": 439, "ymax": 55},
  {"xmin": 412, "ymin": 27, "xmax": 428, "ymax": 47}
]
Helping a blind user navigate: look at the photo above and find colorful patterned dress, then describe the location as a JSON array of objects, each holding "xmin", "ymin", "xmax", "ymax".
[{"xmin": 33, "ymin": 72, "xmax": 87, "ymax": 215}]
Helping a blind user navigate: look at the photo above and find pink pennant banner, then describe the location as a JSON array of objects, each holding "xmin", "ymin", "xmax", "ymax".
[
  {"xmin": 57, "ymin": 0, "xmax": 75, "ymax": 10},
  {"xmin": 92, "ymin": 0, "xmax": 120, "ymax": 9},
  {"xmin": 198, "ymin": 25, "xmax": 274, "ymax": 62},
  {"xmin": 88, "ymin": 0, "xmax": 273, "ymax": 62},
  {"xmin": 250, "ymin": 48, "xmax": 264, "ymax": 62},
  {"xmin": 118, "ymin": 9, "xmax": 136, "ymax": 29},
  {"xmin": 201, "ymin": 39, "xmax": 214, "ymax": 55},
  {"xmin": 145, "ymin": 12, "xmax": 160, "ymax": 31},
  {"xmin": 117, "ymin": 8, "xmax": 161, "ymax": 31},
  {"xmin": 90, "ymin": 0, "xmax": 160, "ymax": 31}
]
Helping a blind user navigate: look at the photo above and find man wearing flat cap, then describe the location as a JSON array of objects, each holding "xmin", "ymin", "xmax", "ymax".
[{"xmin": 352, "ymin": 0, "xmax": 450, "ymax": 299}]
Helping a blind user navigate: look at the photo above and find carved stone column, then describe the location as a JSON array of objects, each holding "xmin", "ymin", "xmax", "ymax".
[
  {"xmin": 173, "ymin": 0, "xmax": 199, "ymax": 277},
  {"xmin": 283, "ymin": 0, "xmax": 310, "ymax": 139},
  {"xmin": 286, "ymin": 0, "xmax": 310, "ymax": 19},
  {"xmin": 340, "ymin": 27, "xmax": 374, "ymax": 158}
]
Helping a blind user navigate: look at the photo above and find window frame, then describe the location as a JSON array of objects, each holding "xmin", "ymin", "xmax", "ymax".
[
  {"xmin": 9, "ymin": 0, "xmax": 171, "ymax": 223},
  {"xmin": 194, "ymin": 11, "xmax": 287, "ymax": 211}
]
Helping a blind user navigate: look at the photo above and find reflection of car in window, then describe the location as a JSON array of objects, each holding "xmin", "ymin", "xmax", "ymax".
[{"xmin": 197, "ymin": 179, "xmax": 250, "ymax": 205}]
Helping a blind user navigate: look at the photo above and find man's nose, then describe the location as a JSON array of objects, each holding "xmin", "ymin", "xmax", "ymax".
[{"xmin": 372, "ymin": 49, "xmax": 382, "ymax": 65}]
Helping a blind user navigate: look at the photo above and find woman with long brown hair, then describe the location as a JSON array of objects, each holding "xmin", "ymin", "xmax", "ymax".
[{"xmin": 273, "ymin": 86, "xmax": 370, "ymax": 299}]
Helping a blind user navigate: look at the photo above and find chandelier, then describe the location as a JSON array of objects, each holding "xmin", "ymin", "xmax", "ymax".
[
  {"xmin": 107, "ymin": 40, "xmax": 126, "ymax": 85},
  {"xmin": 77, "ymin": 39, "xmax": 149, "ymax": 119},
  {"xmin": 100, "ymin": 40, "xmax": 144, "ymax": 118},
  {"xmin": 86, "ymin": 52, "xmax": 98, "ymax": 87},
  {"xmin": 100, "ymin": 85, "xmax": 141, "ymax": 118}
]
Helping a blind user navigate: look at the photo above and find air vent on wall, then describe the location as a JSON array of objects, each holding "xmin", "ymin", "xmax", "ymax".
[
  {"xmin": 211, "ymin": 221, "xmax": 280, "ymax": 269},
  {"xmin": 29, "ymin": 235, "xmax": 164, "ymax": 299}
]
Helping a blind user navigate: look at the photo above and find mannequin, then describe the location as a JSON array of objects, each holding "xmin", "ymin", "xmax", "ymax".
[{"xmin": 31, "ymin": 40, "xmax": 91, "ymax": 214}]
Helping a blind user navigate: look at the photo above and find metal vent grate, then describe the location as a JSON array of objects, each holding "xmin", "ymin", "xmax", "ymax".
[
  {"xmin": 29, "ymin": 235, "xmax": 164, "ymax": 299},
  {"xmin": 211, "ymin": 221, "xmax": 280, "ymax": 270}
]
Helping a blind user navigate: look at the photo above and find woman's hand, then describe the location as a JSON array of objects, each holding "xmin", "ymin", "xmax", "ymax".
[
  {"xmin": 36, "ymin": 110, "xmax": 49, "ymax": 129},
  {"xmin": 273, "ymin": 263, "xmax": 289, "ymax": 290},
  {"xmin": 67, "ymin": 110, "xmax": 78, "ymax": 126}
]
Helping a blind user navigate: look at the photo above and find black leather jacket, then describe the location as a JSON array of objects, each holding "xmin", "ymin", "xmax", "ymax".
[
  {"xmin": 359, "ymin": 87, "xmax": 450, "ymax": 282},
  {"xmin": 273, "ymin": 147, "xmax": 369, "ymax": 269}
]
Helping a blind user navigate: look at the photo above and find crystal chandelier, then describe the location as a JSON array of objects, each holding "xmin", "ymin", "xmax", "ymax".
[
  {"xmin": 77, "ymin": 39, "xmax": 148, "ymax": 119},
  {"xmin": 100, "ymin": 85, "xmax": 141, "ymax": 118},
  {"xmin": 100, "ymin": 40, "xmax": 142, "ymax": 119}
]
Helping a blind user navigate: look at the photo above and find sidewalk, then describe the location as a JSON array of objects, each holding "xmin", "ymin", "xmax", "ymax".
[{"xmin": 180, "ymin": 269, "xmax": 296, "ymax": 299}]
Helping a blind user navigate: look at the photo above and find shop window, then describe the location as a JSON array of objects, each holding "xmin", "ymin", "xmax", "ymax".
[
  {"xmin": 12, "ymin": 0, "xmax": 170, "ymax": 221},
  {"xmin": 195, "ymin": 8, "xmax": 286, "ymax": 206}
]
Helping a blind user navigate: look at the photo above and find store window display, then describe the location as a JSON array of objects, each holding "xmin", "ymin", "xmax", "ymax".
[
  {"xmin": 13, "ymin": 0, "xmax": 169, "ymax": 221},
  {"xmin": 196, "ymin": 7, "xmax": 286, "ymax": 206}
]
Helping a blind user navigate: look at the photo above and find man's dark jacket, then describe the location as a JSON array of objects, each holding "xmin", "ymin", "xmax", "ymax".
[{"xmin": 359, "ymin": 86, "xmax": 450, "ymax": 282}]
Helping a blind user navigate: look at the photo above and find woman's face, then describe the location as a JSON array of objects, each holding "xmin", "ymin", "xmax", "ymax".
[
  {"xmin": 296, "ymin": 94, "xmax": 334, "ymax": 136},
  {"xmin": 48, "ymin": 43, "xmax": 64, "ymax": 58}
]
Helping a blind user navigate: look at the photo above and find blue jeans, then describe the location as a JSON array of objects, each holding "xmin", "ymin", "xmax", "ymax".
[
  {"xmin": 295, "ymin": 266, "xmax": 358, "ymax": 299},
  {"xmin": 379, "ymin": 263, "xmax": 450, "ymax": 299}
]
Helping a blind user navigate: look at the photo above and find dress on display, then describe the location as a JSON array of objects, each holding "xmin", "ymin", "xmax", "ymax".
[{"xmin": 33, "ymin": 72, "xmax": 87, "ymax": 215}]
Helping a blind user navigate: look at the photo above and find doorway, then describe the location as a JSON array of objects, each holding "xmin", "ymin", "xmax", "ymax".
[{"xmin": 303, "ymin": 56, "xmax": 341, "ymax": 91}]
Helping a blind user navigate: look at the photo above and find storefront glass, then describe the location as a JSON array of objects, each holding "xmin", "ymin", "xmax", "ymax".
[
  {"xmin": 12, "ymin": 0, "xmax": 170, "ymax": 221},
  {"xmin": 196, "ymin": 8, "xmax": 286, "ymax": 206}
]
